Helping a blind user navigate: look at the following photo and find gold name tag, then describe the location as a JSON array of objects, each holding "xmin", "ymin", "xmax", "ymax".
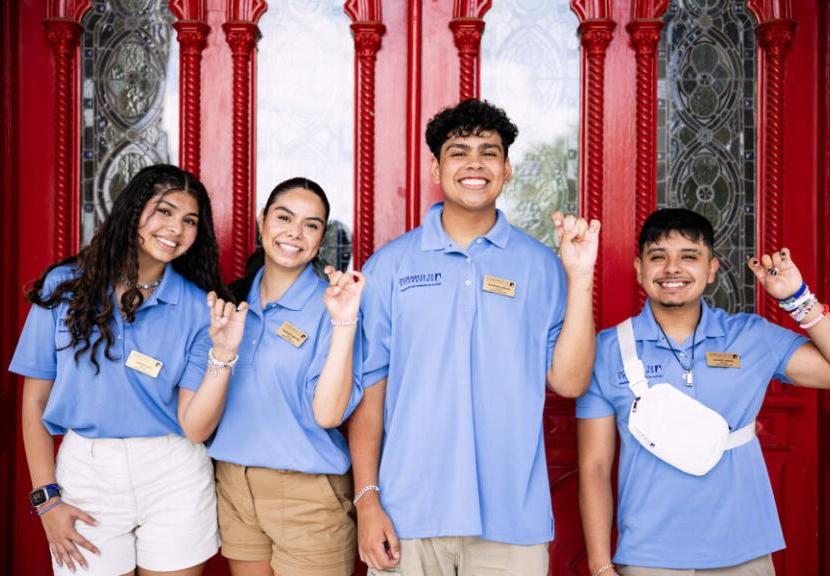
[
  {"xmin": 277, "ymin": 322, "xmax": 308, "ymax": 348},
  {"xmin": 125, "ymin": 350, "xmax": 163, "ymax": 378},
  {"xmin": 706, "ymin": 352, "xmax": 741, "ymax": 368},
  {"xmin": 482, "ymin": 275, "xmax": 517, "ymax": 298}
]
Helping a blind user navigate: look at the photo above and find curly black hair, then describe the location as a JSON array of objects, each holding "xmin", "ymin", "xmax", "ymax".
[
  {"xmin": 638, "ymin": 208, "xmax": 715, "ymax": 255},
  {"xmin": 26, "ymin": 164, "xmax": 231, "ymax": 372},
  {"xmin": 229, "ymin": 177, "xmax": 330, "ymax": 303},
  {"xmin": 425, "ymin": 99, "xmax": 519, "ymax": 159}
]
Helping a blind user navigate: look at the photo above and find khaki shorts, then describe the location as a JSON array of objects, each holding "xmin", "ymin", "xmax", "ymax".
[
  {"xmin": 215, "ymin": 461, "xmax": 355, "ymax": 576},
  {"xmin": 617, "ymin": 555, "xmax": 775, "ymax": 576},
  {"xmin": 367, "ymin": 536, "xmax": 549, "ymax": 576}
]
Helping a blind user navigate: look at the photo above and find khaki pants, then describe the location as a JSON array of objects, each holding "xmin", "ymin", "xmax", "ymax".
[
  {"xmin": 618, "ymin": 555, "xmax": 774, "ymax": 576},
  {"xmin": 367, "ymin": 536, "xmax": 548, "ymax": 576}
]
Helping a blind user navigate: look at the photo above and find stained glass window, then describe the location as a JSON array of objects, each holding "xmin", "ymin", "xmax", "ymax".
[
  {"xmin": 482, "ymin": 0, "xmax": 580, "ymax": 250},
  {"xmin": 80, "ymin": 0, "xmax": 178, "ymax": 245},
  {"xmin": 256, "ymin": 1, "xmax": 354, "ymax": 271},
  {"xmin": 657, "ymin": 0, "xmax": 757, "ymax": 313}
]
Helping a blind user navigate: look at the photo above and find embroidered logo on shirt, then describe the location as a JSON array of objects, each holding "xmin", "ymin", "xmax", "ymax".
[
  {"xmin": 399, "ymin": 272, "xmax": 443, "ymax": 292},
  {"xmin": 618, "ymin": 364, "xmax": 663, "ymax": 383}
]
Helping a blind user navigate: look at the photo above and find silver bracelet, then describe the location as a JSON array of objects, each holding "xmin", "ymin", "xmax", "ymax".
[
  {"xmin": 353, "ymin": 484, "xmax": 380, "ymax": 505},
  {"xmin": 593, "ymin": 562, "xmax": 615, "ymax": 576},
  {"xmin": 208, "ymin": 347, "xmax": 239, "ymax": 376},
  {"xmin": 331, "ymin": 318, "xmax": 358, "ymax": 327}
]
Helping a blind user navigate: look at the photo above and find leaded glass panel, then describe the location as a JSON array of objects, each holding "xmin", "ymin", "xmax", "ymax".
[
  {"xmin": 256, "ymin": 1, "xmax": 354, "ymax": 271},
  {"xmin": 80, "ymin": 0, "xmax": 178, "ymax": 245},
  {"xmin": 657, "ymin": 0, "xmax": 757, "ymax": 313},
  {"xmin": 482, "ymin": 0, "xmax": 580, "ymax": 251}
]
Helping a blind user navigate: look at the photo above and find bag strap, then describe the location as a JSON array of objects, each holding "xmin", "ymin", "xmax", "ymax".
[
  {"xmin": 725, "ymin": 421, "xmax": 756, "ymax": 449},
  {"xmin": 616, "ymin": 318, "xmax": 650, "ymax": 398}
]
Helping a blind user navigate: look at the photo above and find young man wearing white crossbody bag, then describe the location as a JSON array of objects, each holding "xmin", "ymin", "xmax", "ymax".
[{"xmin": 577, "ymin": 208, "xmax": 830, "ymax": 576}]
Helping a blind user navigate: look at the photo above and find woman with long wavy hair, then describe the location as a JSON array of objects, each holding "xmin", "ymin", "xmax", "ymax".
[
  {"xmin": 10, "ymin": 164, "xmax": 246, "ymax": 576},
  {"xmin": 186, "ymin": 177, "xmax": 366, "ymax": 576}
]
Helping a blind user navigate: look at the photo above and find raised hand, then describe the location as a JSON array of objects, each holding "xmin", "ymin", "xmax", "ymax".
[
  {"xmin": 323, "ymin": 266, "xmax": 365, "ymax": 323},
  {"xmin": 41, "ymin": 501, "xmax": 99, "ymax": 572},
  {"xmin": 551, "ymin": 211, "xmax": 601, "ymax": 278},
  {"xmin": 747, "ymin": 247, "xmax": 803, "ymax": 300},
  {"xmin": 207, "ymin": 291, "xmax": 249, "ymax": 359}
]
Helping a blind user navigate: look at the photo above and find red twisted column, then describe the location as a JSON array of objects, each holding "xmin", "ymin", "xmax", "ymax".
[
  {"xmin": 450, "ymin": 18, "xmax": 485, "ymax": 101},
  {"xmin": 351, "ymin": 22, "xmax": 385, "ymax": 269},
  {"xmin": 223, "ymin": 22, "xmax": 259, "ymax": 279},
  {"xmin": 44, "ymin": 19, "xmax": 82, "ymax": 260},
  {"xmin": 757, "ymin": 20, "xmax": 795, "ymax": 323},
  {"xmin": 578, "ymin": 19, "xmax": 614, "ymax": 321},
  {"xmin": 174, "ymin": 20, "xmax": 209, "ymax": 177},
  {"xmin": 627, "ymin": 19, "xmax": 662, "ymax": 306}
]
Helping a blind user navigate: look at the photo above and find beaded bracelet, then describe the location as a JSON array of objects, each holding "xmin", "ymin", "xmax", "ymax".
[
  {"xmin": 36, "ymin": 498, "xmax": 63, "ymax": 517},
  {"xmin": 331, "ymin": 318, "xmax": 358, "ymax": 327},
  {"xmin": 207, "ymin": 347, "xmax": 239, "ymax": 376},
  {"xmin": 799, "ymin": 303, "xmax": 829, "ymax": 330},
  {"xmin": 777, "ymin": 282, "xmax": 807, "ymax": 304}
]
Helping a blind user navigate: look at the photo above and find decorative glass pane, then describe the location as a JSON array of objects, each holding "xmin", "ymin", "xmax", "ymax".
[
  {"xmin": 657, "ymin": 0, "xmax": 757, "ymax": 313},
  {"xmin": 81, "ymin": 0, "xmax": 178, "ymax": 245},
  {"xmin": 482, "ymin": 0, "xmax": 580, "ymax": 250},
  {"xmin": 256, "ymin": 1, "xmax": 354, "ymax": 271}
]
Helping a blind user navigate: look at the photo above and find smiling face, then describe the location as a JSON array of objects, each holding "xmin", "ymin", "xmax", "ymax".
[
  {"xmin": 431, "ymin": 130, "xmax": 512, "ymax": 214},
  {"xmin": 635, "ymin": 231, "xmax": 719, "ymax": 310},
  {"xmin": 136, "ymin": 189, "xmax": 200, "ymax": 271},
  {"xmin": 258, "ymin": 187, "xmax": 327, "ymax": 273}
]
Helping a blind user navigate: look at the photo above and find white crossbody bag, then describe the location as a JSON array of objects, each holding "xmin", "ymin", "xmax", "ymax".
[{"xmin": 617, "ymin": 318, "xmax": 756, "ymax": 476}]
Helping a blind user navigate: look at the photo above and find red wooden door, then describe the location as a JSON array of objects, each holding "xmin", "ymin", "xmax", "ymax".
[{"xmin": 2, "ymin": 1, "xmax": 828, "ymax": 575}]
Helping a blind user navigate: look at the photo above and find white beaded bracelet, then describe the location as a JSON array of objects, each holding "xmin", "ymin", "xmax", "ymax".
[
  {"xmin": 353, "ymin": 484, "xmax": 380, "ymax": 505},
  {"xmin": 331, "ymin": 318, "xmax": 358, "ymax": 326},
  {"xmin": 208, "ymin": 347, "xmax": 239, "ymax": 375}
]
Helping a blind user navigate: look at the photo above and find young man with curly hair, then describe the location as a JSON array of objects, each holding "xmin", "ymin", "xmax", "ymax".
[{"xmin": 350, "ymin": 99, "xmax": 601, "ymax": 575}]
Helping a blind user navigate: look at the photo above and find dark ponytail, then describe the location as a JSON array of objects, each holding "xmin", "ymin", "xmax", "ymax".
[{"xmin": 229, "ymin": 177, "xmax": 330, "ymax": 303}]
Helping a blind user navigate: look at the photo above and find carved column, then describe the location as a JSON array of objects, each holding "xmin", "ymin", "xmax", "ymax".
[
  {"xmin": 627, "ymin": 19, "xmax": 662, "ymax": 306},
  {"xmin": 578, "ymin": 19, "xmax": 614, "ymax": 320},
  {"xmin": 44, "ymin": 19, "xmax": 83, "ymax": 259},
  {"xmin": 350, "ymin": 23, "xmax": 385, "ymax": 269},
  {"xmin": 173, "ymin": 20, "xmax": 209, "ymax": 176},
  {"xmin": 223, "ymin": 22, "xmax": 259, "ymax": 279},
  {"xmin": 450, "ymin": 17, "xmax": 485, "ymax": 101},
  {"xmin": 757, "ymin": 20, "xmax": 795, "ymax": 322}
]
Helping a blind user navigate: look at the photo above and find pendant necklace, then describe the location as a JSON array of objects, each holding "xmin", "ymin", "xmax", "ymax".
[
  {"xmin": 121, "ymin": 276, "xmax": 162, "ymax": 291},
  {"xmin": 655, "ymin": 312, "xmax": 701, "ymax": 387}
]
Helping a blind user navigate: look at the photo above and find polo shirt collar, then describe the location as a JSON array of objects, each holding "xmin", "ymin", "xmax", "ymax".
[
  {"xmin": 419, "ymin": 202, "xmax": 512, "ymax": 252},
  {"xmin": 144, "ymin": 264, "xmax": 182, "ymax": 306},
  {"xmin": 248, "ymin": 264, "xmax": 319, "ymax": 313},
  {"xmin": 633, "ymin": 298, "xmax": 725, "ymax": 347}
]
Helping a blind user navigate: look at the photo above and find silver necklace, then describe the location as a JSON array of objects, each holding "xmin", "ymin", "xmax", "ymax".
[
  {"xmin": 655, "ymin": 312, "xmax": 701, "ymax": 387},
  {"xmin": 122, "ymin": 276, "xmax": 162, "ymax": 291}
]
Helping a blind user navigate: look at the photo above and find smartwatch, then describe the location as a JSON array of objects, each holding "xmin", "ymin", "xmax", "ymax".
[{"xmin": 29, "ymin": 484, "xmax": 61, "ymax": 508}]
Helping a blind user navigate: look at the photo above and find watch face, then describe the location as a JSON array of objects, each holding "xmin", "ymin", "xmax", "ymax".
[{"xmin": 29, "ymin": 488, "xmax": 47, "ymax": 507}]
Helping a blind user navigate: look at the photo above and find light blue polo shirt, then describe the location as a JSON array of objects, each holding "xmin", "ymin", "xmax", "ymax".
[
  {"xmin": 207, "ymin": 265, "xmax": 364, "ymax": 474},
  {"xmin": 361, "ymin": 202, "xmax": 567, "ymax": 545},
  {"xmin": 9, "ymin": 264, "xmax": 212, "ymax": 439},
  {"xmin": 576, "ymin": 301, "xmax": 808, "ymax": 569}
]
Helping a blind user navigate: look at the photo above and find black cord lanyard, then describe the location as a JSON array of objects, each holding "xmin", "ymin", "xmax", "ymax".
[{"xmin": 655, "ymin": 308, "xmax": 701, "ymax": 387}]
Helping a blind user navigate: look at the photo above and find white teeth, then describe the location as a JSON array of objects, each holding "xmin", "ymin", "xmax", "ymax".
[
  {"xmin": 158, "ymin": 238, "xmax": 177, "ymax": 248},
  {"xmin": 660, "ymin": 281, "xmax": 686, "ymax": 288},
  {"xmin": 278, "ymin": 243, "xmax": 300, "ymax": 253},
  {"xmin": 460, "ymin": 178, "xmax": 487, "ymax": 186}
]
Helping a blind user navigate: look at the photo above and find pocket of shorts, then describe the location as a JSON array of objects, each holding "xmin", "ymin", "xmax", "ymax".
[{"xmin": 322, "ymin": 473, "xmax": 356, "ymax": 519}]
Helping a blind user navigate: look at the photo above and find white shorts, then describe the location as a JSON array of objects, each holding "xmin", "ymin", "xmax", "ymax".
[{"xmin": 52, "ymin": 430, "xmax": 219, "ymax": 575}]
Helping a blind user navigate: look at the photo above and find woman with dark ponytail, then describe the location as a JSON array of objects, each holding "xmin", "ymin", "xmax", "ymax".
[
  {"xmin": 189, "ymin": 177, "xmax": 366, "ymax": 576},
  {"xmin": 11, "ymin": 164, "xmax": 240, "ymax": 575}
]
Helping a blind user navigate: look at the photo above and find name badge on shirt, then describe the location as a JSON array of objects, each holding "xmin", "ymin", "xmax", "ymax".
[
  {"xmin": 125, "ymin": 350, "xmax": 163, "ymax": 378},
  {"xmin": 482, "ymin": 275, "xmax": 517, "ymax": 298},
  {"xmin": 277, "ymin": 322, "xmax": 308, "ymax": 348},
  {"xmin": 706, "ymin": 352, "xmax": 741, "ymax": 368}
]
